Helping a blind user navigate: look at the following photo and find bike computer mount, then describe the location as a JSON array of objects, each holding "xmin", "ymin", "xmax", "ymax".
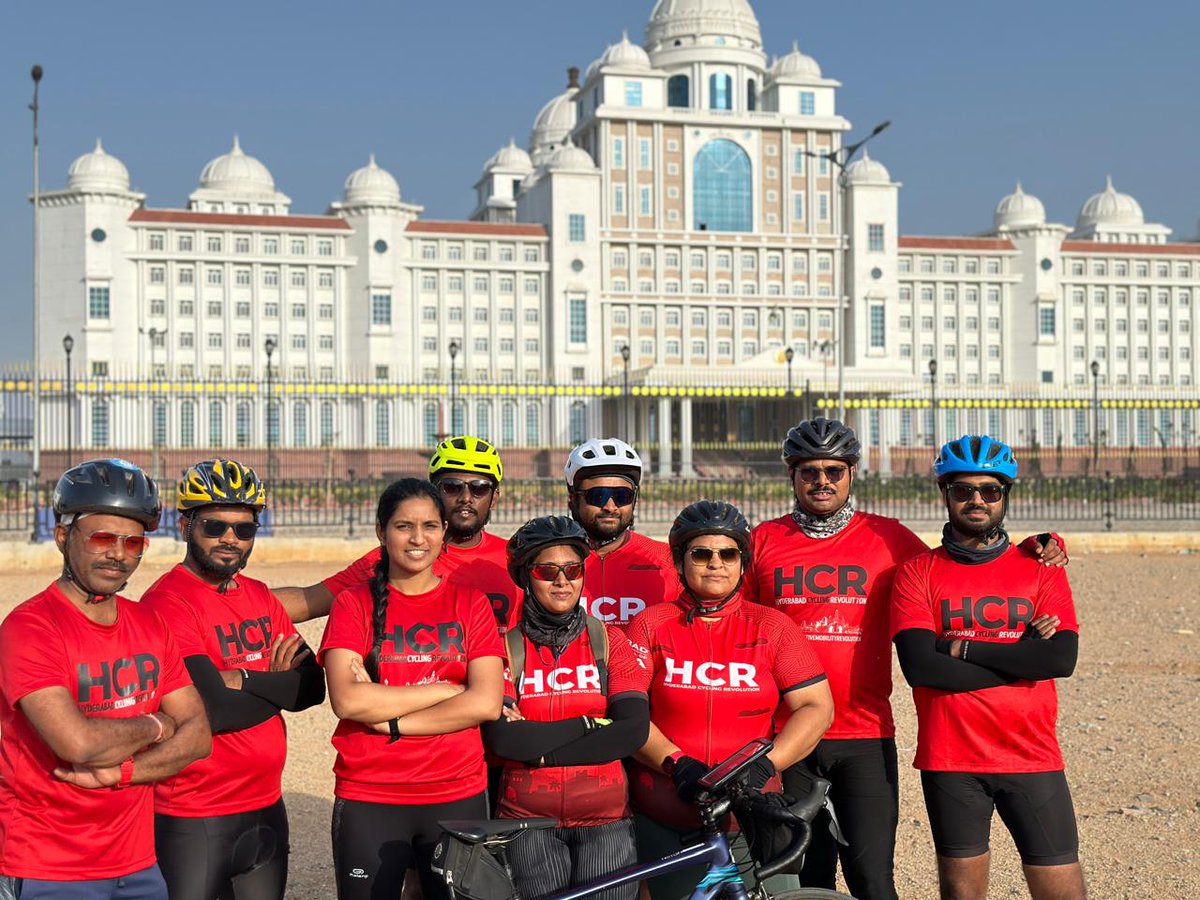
[{"xmin": 696, "ymin": 738, "xmax": 772, "ymax": 794}]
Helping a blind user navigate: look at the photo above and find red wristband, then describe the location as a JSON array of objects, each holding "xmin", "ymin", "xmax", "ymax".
[
  {"xmin": 116, "ymin": 757, "xmax": 135, "ymax": 789},
  {"xmin": 662, "ymin": 750, "xmax": 683, "ymax": 775}
]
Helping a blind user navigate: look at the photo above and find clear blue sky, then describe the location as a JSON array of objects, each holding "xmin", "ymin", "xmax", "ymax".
[{"xmin": 2, "ymin": 1, "xmax": 1197, "ymax": 367}]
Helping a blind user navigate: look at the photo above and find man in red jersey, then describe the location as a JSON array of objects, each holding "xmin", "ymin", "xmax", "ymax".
[
  {"xmin": 141, "ymin": 459, "xmax": 325, "ymax": 900},
  {"xmin": 746, "ymin": 418, "xmax": 1066, "ymax": 900},
  {"xmin": 892, "ymin": 436, "xmax": 1084, "ymax": 900},
  {"xmin": 564, "ymin": 438, "xmax": 674, "ymax": 630},
  {"xmin": 0, "ymin": 459, "xmax": 209, "ymax": 900},
  {"xmin": 274, "ymin": 436, "xmax": 520, "ymax": 633}
]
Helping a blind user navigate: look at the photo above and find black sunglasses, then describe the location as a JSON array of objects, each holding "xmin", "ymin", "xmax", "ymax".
[
  {"xmin": 687, "ymin": 546, "xmax": 741, "ymax": 564},
  {"xmin": 438, "ymin": 478, "xmax": 495, "ymax": 499},
  {"xmin": 582, "ymin": 486, "xmax": 637, "ymax": 508},
  {"xmin": 945, "ymin": 482, "xmax": 1007, "ymax": 504},
  {"xmin": 197, "ymin": 518, "xmax": 259, "ymax": 540},
  {"xmin": 795, "ymin": 465, "xmax": 849, "ymax": 485}
]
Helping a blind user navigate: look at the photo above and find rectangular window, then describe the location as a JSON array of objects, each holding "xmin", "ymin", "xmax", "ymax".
[
  {"xmin": 625, "ymin": 81, "xmax": 643, "ymax": 107},
  {"xmin": 1039, "ymin": 306, "xmax": 1056, "ymax": 337},
  {"xmin": 88, "ymin": 287, "xmax": 111, "ymax": 319},
  {"xmin": 869, "ymin": 305, "xmax": 885, "ymax": 349},
  {"xmin": 613, "ymin": 185, "xmax": 625, "ymax": 214},
  {"xmin": 149, "ymin": 233, "xmax": 165, "ymax": 251},
  {"xmin": 568, "ymin": 298, "xmax": 587, "ymax": 343},
  {"xmin": 207, "ymin": 268, "xmax": 223, "ymax": 286},
  {"xmin": 868, "ymin": 224, "xmax": 885, "ymax": 252},
  {"xmin": 793, "ymin": 149, "xmax": 805, "ymax": 176},
  {"xmin": 568, "ymin": 214, "xmax": 586, "ymax": 242},
  {"xmin": 818, "ymin": 194, "xmax": 829, "ymax": 221},
  {"xmin": 149, "ymin": 267, "xmax": 165, "ymax": 285},
  {"xmin": 179, "ymin": 267, "xmax": 195, "ymax": 285},
  {"xmin": 371, "ymin": 292, "xmax": 392, "ymax": 326},
  {"xmin": 799, "ymin": 91, "xmax": 815, "ymax": 115},
  {"xmin": 612, "ymin": 137, "xmax": 624, "ymax": 168},
  {"xmin": 640, "ymin": 187, "xmax": 652, "ymax": 216},
  {"xmin": 793, "ymin": 193, "xmax": 805, "ymax": 221},
  {"xmin": 639, "ymin": 139, "xmax": 651, "ymax": 170}
]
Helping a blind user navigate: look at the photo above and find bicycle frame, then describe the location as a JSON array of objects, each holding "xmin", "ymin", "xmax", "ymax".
[{"xmin": 544, "ymin": 829, "xmax": 750, "ymax": 900}]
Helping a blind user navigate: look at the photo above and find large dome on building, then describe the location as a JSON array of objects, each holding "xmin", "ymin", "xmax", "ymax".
[
  {"xmin": 484, "ymin": 139, "xmax": 533, "ymax": 173},
  {"xmin": 544, "ymin": 138, "xmax": 597, "ymax": 173},
  {"xmin": 771, "ymin": 41, "xmax": 822, "ymax": 81},
  {"xmin": 994, "ymin": 181, "xmax": 1046, "ymax": 230},
  {"xmin": 67, "ymin": 139, "xmax": 131, "ymax": 192},
  {"xmin": 591, "ymin": 32, "xmax": 653, "ymax": 78},
  {"xmin": 529, "ymin": 84, "xmax": 579, "ymax": 163},
  {"xmin": 646, "ymin": 0, "xmax": 762, "ymax": 47},
  {"xmin": 343, "ymin": 154, "xmax": 401, "ymax": 205},
  {"xmin": 845, "ymin": 149, "xmax": 891, "ymax": 185},
  {"xmin": 1076, "ymin": 176, "xmax": 1144, "ymax": 229},
  {"xmin": 199, "ymin": 136, "xmax": 277, "ymax": 196}
]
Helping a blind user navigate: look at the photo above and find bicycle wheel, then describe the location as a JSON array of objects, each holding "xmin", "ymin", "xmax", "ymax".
[{"xmin": 767, "ymin": 890, "xmax": 857, "ymax": 899}]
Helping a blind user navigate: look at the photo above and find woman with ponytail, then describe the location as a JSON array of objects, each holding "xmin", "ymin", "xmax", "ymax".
[{"xmin": 318, "ymin": 478, "xmax": 504, "ymax": 900}]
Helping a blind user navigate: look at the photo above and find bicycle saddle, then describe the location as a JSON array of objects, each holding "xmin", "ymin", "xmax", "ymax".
[{"xmin": 440, "ymin": 818, "xmax": 557, "ymax": 844}]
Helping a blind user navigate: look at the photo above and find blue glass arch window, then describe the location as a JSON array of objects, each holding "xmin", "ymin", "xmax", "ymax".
[
  {"xmin": 668, "ymin": 75, "xmax": 690, "ymax": 108},
  {"xmin": 693, "ymin": 139, "xmax": 752, "ymax": 233},
  {"xmin": 709, "ymin": 73, "xmax": 732, "ymax": 110}
]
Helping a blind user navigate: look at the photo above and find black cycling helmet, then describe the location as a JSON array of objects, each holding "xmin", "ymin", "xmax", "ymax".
[
  {"xmin": 53, "ymin": 458, "xmax": 162, "ymax": 531},
  {"xmin": 507, "ymin": 515, "xmax": 590, "ymax": 588},
  {"xmin": 667, "ymin": 500, "xmax": 752, "ymax": 569},
  {"xmin": 782, "ymin": 418, "xmax": 861, "ymax": 465}
]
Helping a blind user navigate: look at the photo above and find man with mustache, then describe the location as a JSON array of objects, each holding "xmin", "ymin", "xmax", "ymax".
[
  {"xmin": 277, "ymin": 436, "xmax": 520, "ymax": 632},
  {"xmin": 140, "ymin": 459, "xmax": 325, "ymax": 900},
  {"xmin": 0, "ymin": 459, "xmax": 209, "ymax": 899},
  {"xmin": 892, "ymin": 436, "xmax": 1085, "ymax": 900},
  {"xmin": 745, "ymin": 419, "xmax": 1065, "ymax": 900}
]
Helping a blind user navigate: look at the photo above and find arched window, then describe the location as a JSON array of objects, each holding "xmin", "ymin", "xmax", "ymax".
[
  {"xmin": 709, "ymin": 73, "xmax": 732, "ymax": 110},
  {"xmin": 476, "ymin": 401, "xmax": 492, "ymax": 441},
  {"xmin": 451, "ymin": 399, "xmax": 465, "ymax": 436},
  {"xmin": 424, "ymin": 402, "xmax": 439, "ymax": 447},
  {"xmin": 694, "ymin": 139, "xmax": 752, "ymax": 232},
  {"xmin": 293, "ymin": 401, "xmax": 308, "ymax": 448},
  {"xmin": 667, "ymin": 74, "xmax": 690, "ymax": 108},
  {"xmin": 91, "ymin": 400, "xmax": 110, "ymax": 448},
  {"xmin": 569, "ymin": 401, "xmax": 587, "ymax": 446},
  {"xmin": 180, "ymin": 401, "xmax": 196, "ymax": 448},
  {"xmin": 320, "ymin": 401, "xmax": 335, "ymax": 447},
  {"xmin": 525, "ymin": 402, "xmax": 541, "ymax": 446},
  {"xmin": 375, "ymin": 401, "xmax": 391, "ymax": 448},
  {"xmin": 209, "ymin": 400, "xmax": 224, "ymax": 447},
  {"xmin": 153, "ymin": 401, "xmax": 169, "ymax": 449},
  {"xmin": 502, "ymin": 402, "xmax": 517, "ymax": 446},
  {"xmin": 265, "ymin": 398, "xmax": 280, "ymax": 447},
  {"xmin": 746, "ymin": 78, "xmax": 758, "ymax": 112},
  {"xmin": 236, "ymin": 401, "xmax": 252, "ymax": 448}
]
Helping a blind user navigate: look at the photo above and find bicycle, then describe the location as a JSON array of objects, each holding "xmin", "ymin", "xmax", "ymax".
[{"xmin": 433, "ymin": 738, "xmax": 855, "ymax": 900}]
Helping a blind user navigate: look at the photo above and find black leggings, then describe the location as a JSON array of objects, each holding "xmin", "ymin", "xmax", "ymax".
[
  {"xmin": 331, "ymin": 793, "xmax": 488, "ymax": 900},
  {"xmin": 783, "ymin": 737, "xmax": 899, "ymax": 900},
  {"xmin": 155, "ymin": 798, "xmax": 289, "ymax": 900}
]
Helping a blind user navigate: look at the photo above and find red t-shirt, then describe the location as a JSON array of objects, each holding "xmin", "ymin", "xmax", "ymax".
[
  {"xmin": 746, "ymin": 512, "xmax": 929, "ymax": 740},
  {"xmin": 140, "ymin": 565, "xmax": 297, "ymax": 817},
  {"xmin": 0, "ymin": 583, "xmax": 191, "ymax": 880},
  {"xmin": 318, "ymin": 579, "xmax": 504, "ymax": 803},
  {"xmin": 581, "ymin": 531, "xmax": 675, "ymax": 630},
  {"xmin": 322, "ymin": 532, "xmax": 521, "ymax": 634},
  {"xmin": 624, "ymin": 594, "xmax": 826, "ymax": 829},
  {"xmin": 890, "ymin": 545, "xmax": 1079, "ymax": 773},
  {"xmin": 498, "ymin": 626, "xmax": 646, "ymax": 827}
]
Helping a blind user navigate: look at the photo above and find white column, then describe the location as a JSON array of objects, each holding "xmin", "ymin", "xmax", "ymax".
[
  {"xmin": 658, "ymin": 396, "xmax": 673, "ymax": 476},
  {"xmin": 680, "ymin": 397, "xmax": 697, "ymax": 477}
]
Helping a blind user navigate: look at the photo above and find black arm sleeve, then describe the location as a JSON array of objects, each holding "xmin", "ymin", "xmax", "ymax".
[
  {"xmin": 541, "ymin": 695, "xmax": 650, "ymax": 767},
  {"xmin": 481, "ymin": 714, "xmax": 589, "ymax": 765},
  {"xmin": 240, "ymin": 654, "xmax": 326, "ymax": 712},
  {"xmin": 893, "ymin": 629, "xmax": 1013, "ymax": 692},
  {"xmin": 962, "ymin": 631, "xmax": 1078, "ymax": 681},
  {"xmin": 183, "ymin": 655, "xmax": 279, "ymax": 734}
]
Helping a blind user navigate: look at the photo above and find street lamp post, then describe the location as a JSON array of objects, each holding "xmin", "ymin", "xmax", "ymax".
[
  {"xmin": 814, "ymin": 340, "xmax": 834, "ymax": 415},
  {"xmin": 620, "ymin": 344, "xmax": 631, "ymax": 441},
  {"xmin": 264, "ymin": 338, "xmax": 276, "ymax": 481},
  {"xmin": 448, "ymin": 340, "xmax": 460, "ymax": 436},
  {"xmin": 62, "ymin": 335, "xmax": 74, "ymax": 468},
  {"xmin": 802, "ymin": 120, "xmax": 891, "ymax": 422},
  {"xmin": 785, "ymin": 346, "xmax": 795, "ymax": 426},
  {"xmin": 928, "ymin": 358, "xmax": 938, "ymax": 450},
  {"xmin": 1090, "ymin": 360, "xmax": 1101, "ymax": 470},
  {"xmin": 30, "ymin": 65, "xmax": 44, "ymax": 509}
]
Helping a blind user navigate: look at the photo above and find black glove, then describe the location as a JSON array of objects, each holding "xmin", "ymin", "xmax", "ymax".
[
  {"xmin": 744, "ymin": 756, "xmax": 777, "ymax": 791},
  {"xmin": 671, "ymin": 755, "xmax": 710, "ymax": 803},
  {"xmin": 734, "ymin": 790, "xmax": 799, "ymax": 869}
]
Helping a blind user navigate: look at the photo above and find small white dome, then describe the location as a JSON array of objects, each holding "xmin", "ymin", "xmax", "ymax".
[
  {"xmin": 544, "ymin": 138, "xmax": 597, "ymax": 173},
  {"xmin": 199, "ymin": 136, "xmax": 277, "ymax": 196},
  {"xmin": 530, "ymin": 87, "xmax": 579, "ymax": 157},
  {"xmin": 599, "ymin": 31, "xmax": 653, "ymax": 71},
  {"xmin": 485, "ymin": 139, "xmax": 533, "ymax": 172},
  {"xmin": 646, "ymin": 0, "xmax": 762, "ymax": 48},
  {"xmin": 845, "ymin": 149, "xmax": 891, "ymax": 185},
  {"xmin": 772, "ymin": 41, "xmax": 822, "ymax": 80},
  {"xmin": 67, "ymin": 139, "xmax": 131, "ymax": 192},
  {"xmin": 1076, "ymin": 176, "xmax": 1144, "ymax": 229},
  {"xmin": 994, "ymin": 181, "xmax": 1046, "ymax": 230},
  {"xmin": 343, "ymin": 154, "xmax": 401, "ymax": 205}
]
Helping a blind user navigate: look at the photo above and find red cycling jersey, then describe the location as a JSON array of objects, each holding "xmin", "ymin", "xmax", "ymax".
[
  {"xmin": 890, "ymin": 545, "xmax": 1079, "ymax": 773},
  {"xmin": 141, "ymin": 564, "xmax": 297, "ymax": 817},
  {"xmin": 322, "ymin": 532, "xmax": 521, "ymax": 634},
  {"xmin": 746, "ymin": 512, "xmax": 928, "ymax": 740},
  {"xmin": 581, "ymin": 531, "xmax": 674, "ymax": 630},
  {"xmin": 498, "ymin": 626, "xmax": 646, "ymax": 827},
  {"xmin": 318, "ymin": 578, "xmax": 504, "ymax": 804},
  {"xmin": 625, "ymin": 594, "xmax": 826, "ymax": 829},
  {"xmin": 0, "ymin": 583, "xmax": 190, "ymax": 880}
]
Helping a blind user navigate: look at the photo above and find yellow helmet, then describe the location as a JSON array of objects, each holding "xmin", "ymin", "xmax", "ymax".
[
  {"xmin": 429, "ymin": 436, "xmax": 503, "ymax": 484},
  {"xmin": 177, "ymin": 459, "xmax": 267, "ymax": 512}
]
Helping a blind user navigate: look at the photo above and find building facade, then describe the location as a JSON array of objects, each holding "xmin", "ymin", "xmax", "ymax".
[{"xmin": 33, "ymin": 0, "xmax": 1200, "ymax": 475}]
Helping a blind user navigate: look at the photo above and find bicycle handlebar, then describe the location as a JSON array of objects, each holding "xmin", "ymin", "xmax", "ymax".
[{"xmin": 755, "ymin": 820, "xmax": 812, "ymax": 881}]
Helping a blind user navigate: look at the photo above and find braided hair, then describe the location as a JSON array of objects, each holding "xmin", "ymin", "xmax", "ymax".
[{"xmin": 363, "ymin": 478, "xmax": 447, "ymax": 681}]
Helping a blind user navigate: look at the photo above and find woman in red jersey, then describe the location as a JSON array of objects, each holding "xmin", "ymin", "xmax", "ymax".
[
  {"xmin": 483, "ymin": 515, "xmax": 650, "ymax": 900},
  {"xmin": 626, "ymin": 500, "xmax": 834, "ymax": 900},
  {"xmin": 319, "ymin": 478, "xmax": 504, "ymax": 900}
]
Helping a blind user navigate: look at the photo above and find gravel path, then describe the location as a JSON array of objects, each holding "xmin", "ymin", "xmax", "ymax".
[{"xmin": 4, "ymin": 553, "xmax": 1196, "ymax": 898}]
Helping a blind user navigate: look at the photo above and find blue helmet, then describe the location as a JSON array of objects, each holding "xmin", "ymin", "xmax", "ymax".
[{"xmin": 933, "ymin": 435, "xmax": 1018, "ymax": 483}]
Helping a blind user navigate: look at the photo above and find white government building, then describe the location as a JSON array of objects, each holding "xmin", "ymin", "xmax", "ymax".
[{"xmin": 34, "ymin": 0, "xmax": 1200, "ymax": 474}]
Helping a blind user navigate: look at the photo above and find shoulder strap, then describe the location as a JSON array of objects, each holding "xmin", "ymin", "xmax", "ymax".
[
  {"xmin": 585, "ymin": 615, "xmax": 609, "ymax": 696},
  {"xmin": 504, "ymin": 629, "xmax": 526, "ymax": 699}
]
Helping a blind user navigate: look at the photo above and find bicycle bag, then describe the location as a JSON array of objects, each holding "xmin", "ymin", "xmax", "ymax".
[
  {"xmin": 430, "ymin": 833, "xmax": 514, "ymax": 900},
  {"xmin": 505, "ymin": 615, "xmax": 609, "ymax": 698}
]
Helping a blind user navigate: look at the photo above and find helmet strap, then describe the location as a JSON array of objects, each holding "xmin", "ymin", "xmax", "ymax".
[
  {"xmin": 59, "ymin": 526, "xmax": 125, "ymax": 605},
  {"xmin": 684, "ymin": 573, "xmax": 744, "ymax": 623}
]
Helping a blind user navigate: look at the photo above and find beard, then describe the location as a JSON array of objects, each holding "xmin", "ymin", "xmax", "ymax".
[
  {"xmin": 446, "ymin": 504, "xmax": 491, "ymax": 542},
  {"xmin": 951, "ymin": 505, "xmax": 1004, "ymax": 538},
  {"xmin": 187, "ymin": 534, "xmax": 251, "ymax": 581}
]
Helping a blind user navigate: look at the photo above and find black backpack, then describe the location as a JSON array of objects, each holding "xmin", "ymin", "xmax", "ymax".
[{"xmin": 504, "ymin": 616, "xmax": 609, "ymax": 698}]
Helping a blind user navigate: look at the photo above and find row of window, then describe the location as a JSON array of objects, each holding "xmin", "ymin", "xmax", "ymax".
[
  {"xmin": 419, "ymin": 243, "xmax": 542, "ymax": 263},
  {"xmin": 148, "ymin": 266, "xmax": 337, "ymax": 288},
  {"xmin": 899, "ymin": 286, "xmax": 1004, "ymax": 303},
  {"xmin": 612, "ymin": 307, "xmax": 835, "ymax": 331},
  {"xmin": 1065, "ymin": 259, "xmax": 1196, "ymax": 279},
  {"xmin": 418, "ymin": 274, "xmax": 542, "ymax": 293},
  {"xmin": 611, "ymin": 136, "xmax": 832, "ymax": 178},
  {"xmin": 146, "ymin": 298, "xmax": 338, "ymax": 320},
  {"xmin": 899, "ymin": 315, "xmax": 1003, "ymax": 332},
  {"xmin": 611, "ymin": 249, "xmax": 835, "ymax": 273},
  {"xmin": 1072, "ymin": 318, "xmax": 1192, "ymax": 334},
  {"xmin": 1071, "ymin": 345, "xmax": 1193, "ymax": 361},
  {"xmin": 146, "ymin": 232, "xmax": 335, "ymax": 257},
  {"xmin": 420, "ymin": 337, "xmax": 541, "ymax": 354},
  {"xmin": 1071, "ymin": 288, "xmax": 1192, "ymax": 306},
  {"xmin": 899, "ymin": 257, "xmax": 1005, "ymax": 275},
  {"xmin": 611, "ymin": 280, "xmax": 833, "ymax": 297},
  {"xmin": 420, "ymin": 306, "xmax": 541, "ymax": 324},
  {"xmin": 172, "ymin": 332, "xmax": 334, "ymax": 351}
]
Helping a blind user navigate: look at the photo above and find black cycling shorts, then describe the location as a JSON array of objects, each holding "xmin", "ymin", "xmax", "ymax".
[{"xmin": 920, "ymin": 770, "xmax": 1079, "ymax": 866}]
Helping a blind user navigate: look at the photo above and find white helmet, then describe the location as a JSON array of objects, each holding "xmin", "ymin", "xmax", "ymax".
[{"xmin": 564, "ymin": 438, "xmax": 643, "ymax": 487}]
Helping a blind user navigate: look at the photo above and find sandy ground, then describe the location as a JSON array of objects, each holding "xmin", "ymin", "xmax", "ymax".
[{"xmin": 4, "ymin": 553, "xmax": 1197, "ymax": 898}]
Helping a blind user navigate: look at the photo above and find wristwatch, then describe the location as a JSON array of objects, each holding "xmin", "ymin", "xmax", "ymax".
[{"xmin": 115, "ymin": 756, "xmax": 135, "ymax": 789}]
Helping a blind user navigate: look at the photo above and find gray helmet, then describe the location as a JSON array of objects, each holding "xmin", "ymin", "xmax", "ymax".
[
  {"xmin": 667, "ymin": 500, "xmax": 751, "ymax": 569},
  {"xmin": 782, "ymin": 418, "xmax": 861, "ymax": 465},
  {"xmin": 53, "ymin": 458, "xmax": 162, "ymax": 530},
  {"xmin": 507, "ymin": 515, "xmax": 590, "ymax": 587}
]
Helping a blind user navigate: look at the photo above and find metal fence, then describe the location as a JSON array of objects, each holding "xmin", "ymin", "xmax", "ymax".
[{"xmin": 17, "ymin": 473, "xmax": 1200, "ymax": 541}]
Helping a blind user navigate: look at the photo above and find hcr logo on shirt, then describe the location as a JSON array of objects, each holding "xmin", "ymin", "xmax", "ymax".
[
  {"xmin": 385, "ymin": 621, "xmax": 466, "ymax": 653},
  {"xmin": 663, "ymin": 657, "xmax": 758, "ymax": 688},
  {"xmin": 940, "ymin": 596, "xmax": 1034, "ymax": 632},
  {"xmin": 215, "ymin": 617, "xmax": 274, "ymax": 658},
  {"xmin": 583, "ymin": 596, "xmax": 645, "ymax": 623},
  {"xmin": 76, "ymin": 654, "xmax": 160, "ymax": 703},
  {"xmin": 773, "ymin": 565, "xmax": 868, "ymax": 599},
  {"xmin": 519, "ymin": 664, "xmax": 600, "ymax": 695}
]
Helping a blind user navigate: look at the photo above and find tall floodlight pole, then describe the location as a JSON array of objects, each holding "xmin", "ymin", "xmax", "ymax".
[
  {"xmin": 928, "ymin": 358, "xmax": 939, "ymax": 450},
  {"xmin": 31, "ymin": 65, "xmax": 43, "ymax": 490},
  {"xmin": 1090, "ymin": 360, "xmax": 1101, "ymax": 470},
  {"xmin": 63, "ymin": 334, "xmax": 74, "ymax": 467}
]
